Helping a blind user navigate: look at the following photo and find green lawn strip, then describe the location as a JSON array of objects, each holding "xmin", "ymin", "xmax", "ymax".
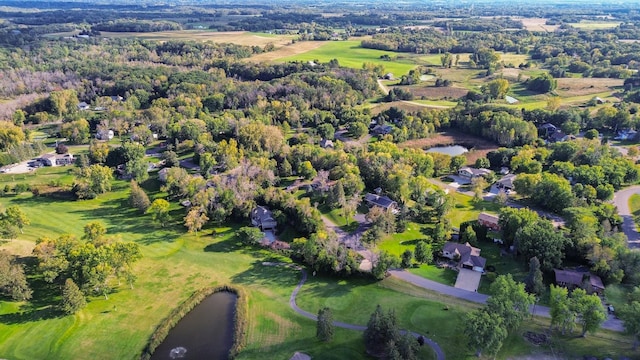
[
  {"xmin": 279, "ymin": 41, "xmax": 417, "ymax": 76},
  {"xmin": 629, "ymin": 193, "xmax": 640, "ymax": 232},
  {"xmin": 409, "ymin": 265, "xmax": 457, "ymax": 286}
]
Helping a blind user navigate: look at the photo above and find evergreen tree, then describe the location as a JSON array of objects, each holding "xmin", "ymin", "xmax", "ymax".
[
  {"xmin": 129, "ymin": 180, "xmax": 151, "ymax": 213},
  {"xmin": 525, "ymin": 257, "xmax": 545, "ymax": 296},
  {"xmin": 401, "ymin": 249, "xmax": 413, "ymax": 268},
  {"xmin": 316, "ymin": 307, "xmax": 334, "ymax": 342},
  {"xmin": 414, "ymin": 241, "xmax": 433, "ymax": 264},
  {"xmin": 61, "ymin": 278, "xmax": 86, "ymax": 315}
]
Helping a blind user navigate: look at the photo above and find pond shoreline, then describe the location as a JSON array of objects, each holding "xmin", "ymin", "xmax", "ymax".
[{"xmin": 140, "ymin": 285, "xmax": 247, "ymax": 360}]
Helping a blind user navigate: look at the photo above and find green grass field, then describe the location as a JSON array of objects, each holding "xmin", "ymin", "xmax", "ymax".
[{"xmin": 279, "ymin": 41, "xmax": 418, "ymax": 76}]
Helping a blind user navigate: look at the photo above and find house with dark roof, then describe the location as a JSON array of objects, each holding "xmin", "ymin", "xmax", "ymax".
[
  {"xmin": 458, "ymin": 167, "xmax": 492, "ymax": 179},
  {"xmin": 371, "ymin": 124, "xmax": 393, "ymax": 136},
  {"xmin": 539, "ymin": 123, "xmax": 557, "ymax": 138},
  {"xmin": 553, "ymin": 269, "xmax": 605, "ymax": 295},
  {"xmin": 364, "ymin": 193, "xmax": 398, "ymax": 213},
  {"xmin": 251, "ymin": 206, "xmax": 278, "ymax": 231},
  {"xmin": 442, "ymin": 242, "xmax": 486, "ymax": 272}
]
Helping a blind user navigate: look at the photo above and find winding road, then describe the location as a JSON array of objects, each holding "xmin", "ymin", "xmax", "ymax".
[
  {"xmin": 612, "ymin": 185, "xmax": 640, "ymax": 248},
  {"xmin": 288, "ymin": 267, "xmax": 446, "ymax": 360}
]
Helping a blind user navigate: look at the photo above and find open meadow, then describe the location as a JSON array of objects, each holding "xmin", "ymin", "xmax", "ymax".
[{"xmin": 276, "ymin": 41, "xmax": 418, "ymax": 76}]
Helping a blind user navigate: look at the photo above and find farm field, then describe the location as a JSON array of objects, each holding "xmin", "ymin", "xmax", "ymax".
[
  {"xmin": 277, "ymin": 41, "xmax": 418, "ymax": 76},
  {"xmin": 569, "ymin": 21, "xmax": 622, "ymax": 30}
]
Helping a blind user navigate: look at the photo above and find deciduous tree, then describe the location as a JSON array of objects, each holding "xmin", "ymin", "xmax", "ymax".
[
  {"xmin": 463, "ymin": 309, "xmax": 508, "ymax": 357},
  {"xmin": 146, "ymin": 199, "xmax": 170, "ymax": 226}
]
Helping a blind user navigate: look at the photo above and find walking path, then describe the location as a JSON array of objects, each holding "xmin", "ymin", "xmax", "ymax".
[
  {"xmin": 288, "ymin": 267, "xmax": 446, "ymax": 360},
  {"xmin": 389, "ymin": 270, "xmax": 624, "ymax": 332},
  {"xmin": 612, "ymin": 185, "xmax": 640, "ymax": 248}
]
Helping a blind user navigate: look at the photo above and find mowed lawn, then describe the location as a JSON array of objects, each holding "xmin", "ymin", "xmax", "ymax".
[{"xmin": 278, "ymin": 41, "xmax": 417, "ymax": 76}]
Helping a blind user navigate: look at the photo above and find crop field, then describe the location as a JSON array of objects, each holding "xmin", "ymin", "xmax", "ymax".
[
  {"xmin": 403, "ymin": 85, "xmax": 469, "ymax": 100},
  {"xmin": 277, "ymin": 41, "xmax": 418, "ymax": 76},
  {"xmin": 520, "ymin": 18, "xmax": 560, "ymax": 32},
  {"xmin": 569, "ymin": 21, "xmax": 622, "ymax": 30},
  {"xmin": 247, "ymin": 41, "xmax": 327, "ymax": 62},
  {"xmin": 555, "ymin": 77, "xmax": 624, "ymax": 97}
]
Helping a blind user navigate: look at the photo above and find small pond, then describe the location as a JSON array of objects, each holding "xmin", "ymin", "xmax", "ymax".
[
  {"xmin": 151, "ymin": 291, "xmax": 237, "ymax": 360},
  {"xmin": 425, "ymin": 145, "xmax": 469, "ymax": 156}
]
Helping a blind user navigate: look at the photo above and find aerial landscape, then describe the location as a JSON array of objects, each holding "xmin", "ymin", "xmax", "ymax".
[{"xmin": 2, "ymin": 0, "xmax": 640, "ymax": 359}]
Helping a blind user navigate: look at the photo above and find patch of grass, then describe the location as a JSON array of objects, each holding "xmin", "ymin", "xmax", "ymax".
[
  {"xmin": 605, "ymin": 284, "xmax": 631, "ymax": 309},
  {"xmin": 448, "ymin": 192, "xmax": 502, "ymax": 228},
  {"xmin": 378, "ymin": 222, "xmax": 431, "ymax": 256},
  {"xmin": 279, "ymin": 41, "xmax": 417, "ymax": 76},
  {"xmin": 409, "ymin": 265, "xmax": 458, "ymax": 286}
]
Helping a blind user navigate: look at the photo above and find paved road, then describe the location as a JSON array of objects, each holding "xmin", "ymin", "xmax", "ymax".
[
  {"xmin": 612, "ymin": 185, "xmax": 640, "ymax": 248},
  {"xmin": 389, "ymin": 270, "xmax": 624, "ymax": 332},
  {"xmin": 288, "ymin": 268, "xmax": 446, "ymax": 360}
]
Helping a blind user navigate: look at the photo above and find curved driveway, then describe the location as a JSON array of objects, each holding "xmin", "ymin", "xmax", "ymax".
[
  {"xmin": 612, "ymin": 185, "xmax": 640, "ymax": 248},
  {"xmin": 289, "ymin": 268, "xmax": 446, "ymax": 360}
]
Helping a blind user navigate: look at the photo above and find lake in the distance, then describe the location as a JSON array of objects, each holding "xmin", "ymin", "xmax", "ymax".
[
  {"xmin": 151, "ymin": 291, "xmax": 236, "ymax": 360},
  {"xmin": 425, "ymin": 145, "xmax": 469, "ymax": 156}
]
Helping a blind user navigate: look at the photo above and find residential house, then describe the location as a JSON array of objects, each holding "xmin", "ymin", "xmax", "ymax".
[
  {"xmin": 539, "ymin": 123, "xmax": 557, "ymax": 138},
  {"xmin": 77, "ymin": 102, "xmax": 90, "ymax": 111},
  {"xmin": 478, "ymin": 212, "xmax": 500, "ymax": 230},
  {"xmin": 495, "ymin": 174, "xmax": 516, "ymax": 191},
  {"xmin": 319, "ymin": 139, "xmax": 334, "ymax": 148},
  {"xmin": 458, "ymin": 167, "xmax": 492, "ymax": 179},
  {"xmin": 251, "ymin": 206, "xmax": 278, "ymax": 231},
  {"xmin": 364, "ymin": 193, "xmax": 398, "ymax": 213},
  {"xmin": 158, "ymin": 168, "xmax": 169, "ymax": 182},
  {"xmin": 442, "ymin": 242, "xmax": 486, "ymax": 272},
  {"xmin": 553, "ymin": 269, "xmax": 605, "ymax": 295},
  {"xmin": 95, "ymin": 129, "xmax": 114, "ymax": 140},
  {"xmin": 40, "ymin": 153, "xmax": 74, "ymax": 167},
  {"xmin": 371, "ymin": 124, "xmax": 393, "ymax": 136}
]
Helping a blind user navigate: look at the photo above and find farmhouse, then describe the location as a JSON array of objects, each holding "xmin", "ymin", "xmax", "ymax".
[
  {"xmin": 40, "ymin": 153, "xmax": 74, "ymax": 167},
  {"xmin": 478, "ymin": 212, "xmax": 500, "ymax": 230},
  {"xmin": 251, "ymin": 206, "xmax": 278, "ymax": 231},
  {"xmin": 442, "ymin": 242, "xmax": 486, "ymax": 272},
  {"xmin": 458, "ymin": 167, "xmax": 492, "ymax": 179},
  {"xmin": 553, "ymin": 269, "xmax": 605, "ymax": 295},
  {"xmin": 364, "ymin": 193, "xmax": 398, "ymax": 213}
]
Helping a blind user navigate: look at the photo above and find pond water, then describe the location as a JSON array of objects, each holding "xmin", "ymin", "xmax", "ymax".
[
  {"xmin": 425, "ymin": 145, "xmax": 469, "ymax": 156},
  {"xmin": 151, "ymin": 291, "xmax": 237, "ymax": 360}
]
